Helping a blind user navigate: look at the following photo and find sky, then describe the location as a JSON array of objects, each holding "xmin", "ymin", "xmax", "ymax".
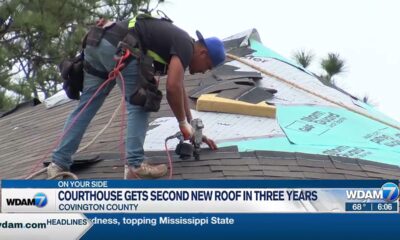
[{"xmin": 158, "ymin": 0, "xmax": 400, "ymax": 121}]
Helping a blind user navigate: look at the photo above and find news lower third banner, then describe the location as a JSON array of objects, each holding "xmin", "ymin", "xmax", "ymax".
[{"xmin": 0, "ymin": 180, "xmax": 399, "ymax": 240}]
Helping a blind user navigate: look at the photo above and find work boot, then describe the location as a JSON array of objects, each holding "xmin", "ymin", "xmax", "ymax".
[
  {"xmin": 125, "ymin": 163, "xmax": 168, "ymax": 179},
  {"xmin": 47, "ymin": 162, "xmax": 65, "ymax": 179}
]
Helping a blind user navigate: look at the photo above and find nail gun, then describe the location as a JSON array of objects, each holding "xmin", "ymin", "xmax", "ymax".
[{"xmin": 165, "ymin": 118, "xmax": 204, "ymax": 160}]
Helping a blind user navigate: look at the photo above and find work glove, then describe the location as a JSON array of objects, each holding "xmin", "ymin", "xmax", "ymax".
[{"xmin": 179, "ymin": 120, "xmax": 194, "ymax": 140}]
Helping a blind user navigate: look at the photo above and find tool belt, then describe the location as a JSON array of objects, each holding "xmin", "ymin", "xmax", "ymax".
[
  {"xmin": 59, "ymin": 51, "xmax": 84, "ymax": 100},
  {"xmin": 104, "ymin": 21, "xmax": 163, "ymax": 112},
  {"xmin": 59, "ymin": 18, "xmax": 164, "ymax": 112},
  {"xmin": 128, "ymin": 52, "xmax": 163, "ymax": 112}
]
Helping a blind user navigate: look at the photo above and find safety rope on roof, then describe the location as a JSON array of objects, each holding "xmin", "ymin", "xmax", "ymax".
[{"xmin": 25, "ymin": 98, "xmax": 123, "ymax": 180}]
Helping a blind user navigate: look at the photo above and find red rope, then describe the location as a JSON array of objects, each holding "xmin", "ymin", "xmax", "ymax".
[
  {"xmin": 27, "ymin": 49, "xmax": 174, "ymax": 180},
  {"xmin": 118, "ymin": 72, "xmax": 127, "ymax": 166},
  {"xmin": 26, "ymin": 77, "xmax": 116, "ymax": 178},
  {"xmin": 26, "ymin": 51, "xmax": 131, "ymax": 178}
]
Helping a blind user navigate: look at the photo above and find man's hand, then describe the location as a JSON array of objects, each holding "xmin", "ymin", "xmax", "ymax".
[
  {"xmin": 202, "ymin": 135, "xmax": 218, "ymax": 150},
  {"xmin": 179, "ymin": 120, "xmax": 194, "ymax": 140},
  {"xmin": 180, "ymin": 121, "xmax": 218, "ymax": 150}
]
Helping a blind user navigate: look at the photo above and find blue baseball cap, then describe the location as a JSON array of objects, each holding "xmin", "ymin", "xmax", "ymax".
[{"xmin": 196, "ymin": 30, "xmax": 226, "ymax": 67}]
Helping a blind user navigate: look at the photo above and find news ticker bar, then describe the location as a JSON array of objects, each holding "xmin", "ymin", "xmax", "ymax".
[
  {"xmin": 2, "ymin": 213, "xmax": 400, "ymax": 240},
  {"xmin": 1, "ymin": 180, "xmax": 399, "ymax": 214}
]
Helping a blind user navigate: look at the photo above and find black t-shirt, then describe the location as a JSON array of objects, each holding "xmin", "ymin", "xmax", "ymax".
[{"xmin": 134, "ymin": 19, "xmax": 194, "ymax": 72}]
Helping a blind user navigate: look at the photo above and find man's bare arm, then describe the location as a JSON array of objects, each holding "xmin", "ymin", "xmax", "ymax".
[
  {"xmin": 166, "ymin": 55, "xmax": 186, "ymax": 122},
  {"xmin": 182, "ymin": 85, "xmax": 193, "ymax": 123}
]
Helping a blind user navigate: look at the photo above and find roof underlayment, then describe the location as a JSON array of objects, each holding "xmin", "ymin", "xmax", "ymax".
[
  {"xmin": 147, "ymin": 29, "xmax": 400, "ymax": 167},
  {"xmin": 0, "ymin": 28, "xmax": 399, "ymax": 180}
]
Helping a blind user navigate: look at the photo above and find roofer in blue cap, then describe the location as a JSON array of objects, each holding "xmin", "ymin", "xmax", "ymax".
[{"xmin": 49, "ymin": 14, "xmax": 226, "ymax": 179}]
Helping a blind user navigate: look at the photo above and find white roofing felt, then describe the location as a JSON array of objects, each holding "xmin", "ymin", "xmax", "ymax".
[
  {"xmin": 144, "ymin": 29, "xmax": 400, "ymax": 166},
  {"xmin": 223, "ymin": 29, "xmax": 376, "ymax": 112},
  {"xmin": 228, "ymin": 57, "xmax": 364, "ymax": 109},
  {"xmin": 144, "ymin": 57, "xmax": 366, "ymax": 150},
  {"xmin": 225, "ymin": 59, "xmax": 330, "ymax": 106},
  {"xmin": 144, "ymin": 110, "xmax": 284, "ymax": 151}
]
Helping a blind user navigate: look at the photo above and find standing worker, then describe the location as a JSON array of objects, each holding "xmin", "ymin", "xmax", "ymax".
[{"xmin": 48, "ymin": 14, "xmax": 225, "ymax": 179}]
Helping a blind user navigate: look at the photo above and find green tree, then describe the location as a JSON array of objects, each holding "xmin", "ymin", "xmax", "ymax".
[
  {"xmin": 292, "ymin": 49, "xmax": 314, "ymax": 69},
  {"xmin": 0, "ymin": 89, "xmax": 16, "ymax": 111},
  {"xmin": 0, "ymin": 0, "xmax": 98, "ymax": 101},
  {"xmin": 0, "ymin": 0, "xmax": 153, "ymax": 106},
  {"xmin": 320, "ymin": 53, "xmax": 346, "ymax": 85},
  {"xmin": 0, "ymin": 23, "xmax": 18, "ymax": 111}
]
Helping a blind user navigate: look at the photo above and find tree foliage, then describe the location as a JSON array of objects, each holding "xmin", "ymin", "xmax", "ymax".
[
  {"xmin": 292, "ymin": 48, "xmax": 347, "ymax": 86},
  {"xmin": 292, "ymin": 49, "xmax": 314, "ymax": 69},
  {"xmin": 320, "ymin": 53, "xmax": 346, "ymax": 84},
  {"xmin": 0, "ymin": 0, "xmax": 153, "ymax": 111}
]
